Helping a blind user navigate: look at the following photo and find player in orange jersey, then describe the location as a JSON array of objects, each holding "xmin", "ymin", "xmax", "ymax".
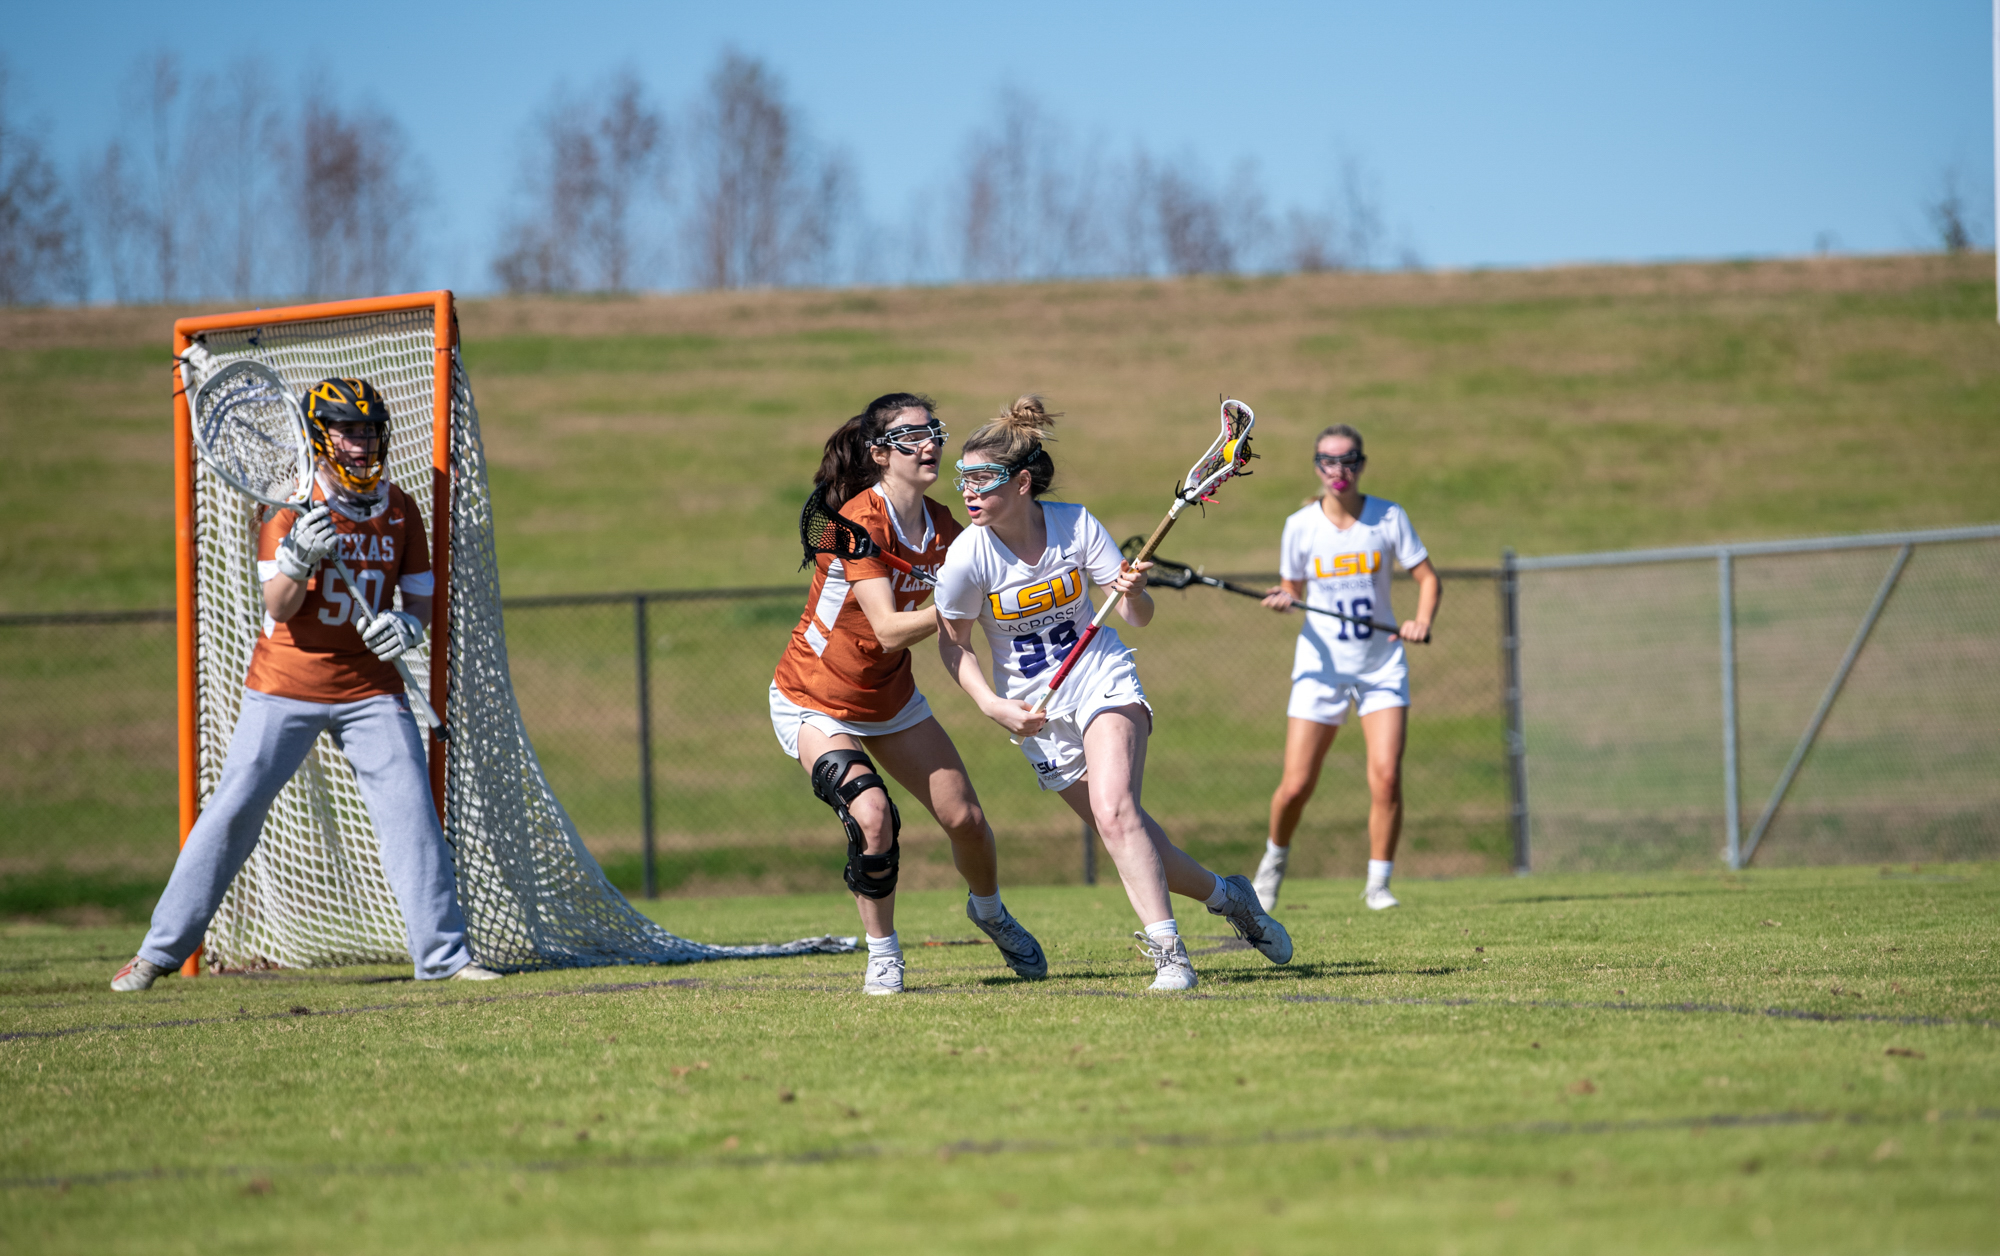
[
  {"xmin": 111, "ymin": 378, "xmax": 497, "ymax": 991},
  {"xmin": 771, "ymin": 393, "xmax": 1046, "ymax": 994}
]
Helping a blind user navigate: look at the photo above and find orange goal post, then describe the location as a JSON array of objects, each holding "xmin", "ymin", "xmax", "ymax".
[{"xmin": 171, "ymin": 292, "xmax": 850, "ymax": 973}]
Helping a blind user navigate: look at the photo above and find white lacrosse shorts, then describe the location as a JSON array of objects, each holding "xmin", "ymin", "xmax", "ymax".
[
  {"xmin": 768, "ymin": 682, "xmax": 934, "ymax": 760},
  {"xmin": 1018, "ymin": 658, "xmax": 1153, "ymax": 792},
  {"xmin": 1286, "ymin": 657, "xmax": 1410, "ymax": 726}
]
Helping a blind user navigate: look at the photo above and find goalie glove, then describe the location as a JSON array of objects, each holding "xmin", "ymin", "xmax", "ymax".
[
  {"xmin": 361, "ymin": 609, "xmax": 424, "ymax": 662},
  {"xmin": 274, "ymin": 505, "xmax": 338, "ymax": 583}
]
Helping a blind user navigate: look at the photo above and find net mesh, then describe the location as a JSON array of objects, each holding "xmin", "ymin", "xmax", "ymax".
[
  {"xmin": 1517, "ymin": 538, "xmax": 2000, "ymax": 872},
  {"xmin": 182, "ymin": 304, "xmax": 852, "ymax": 970}
]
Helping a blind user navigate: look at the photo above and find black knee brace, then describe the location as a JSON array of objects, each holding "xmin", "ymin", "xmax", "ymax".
[{"xmin": 811, "ymin": 749, "xmax": 901, "ymax": 899}]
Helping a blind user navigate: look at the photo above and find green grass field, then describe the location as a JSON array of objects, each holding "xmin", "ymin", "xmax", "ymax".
[{"xmin": 5, "ymin": 865, "xmax": 1996, "ymax": 1254}]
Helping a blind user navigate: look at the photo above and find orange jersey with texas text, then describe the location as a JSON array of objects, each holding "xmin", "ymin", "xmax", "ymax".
[
  {"xmin": 772, "ymin": 486, "xmax": 959, "ymax": 722},
  {"xmin": 243, "ymin": 482, "xmax": 434, "ymax": 703}
]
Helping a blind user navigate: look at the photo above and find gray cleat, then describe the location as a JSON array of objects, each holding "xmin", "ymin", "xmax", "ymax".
[
  {"xmin": 110, "ymin": 956, "xmax": 168, "ymax": 992},
  {"xmin": 1208, "ymin": 874, "xmax": 1294, "ymax": 965},
  {"xmin": 863, "ymin": 952, "xmax": 905, "ymax": 995},
  {"xmin": 451, "ymin": 963, "xmax": 504, "ymax": 981},
  {"xmin": 1134, "ymin": 932, "xmax": 1198, "ymax": 991},
  {"xmin": 965, "ymin": 898, "xmax": 1049, "ymax": 979}
]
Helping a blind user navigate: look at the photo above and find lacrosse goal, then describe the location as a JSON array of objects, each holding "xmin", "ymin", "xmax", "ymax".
[{"xmin": 172, "ymin": 291, "xmax": 849, "ymax": 972}]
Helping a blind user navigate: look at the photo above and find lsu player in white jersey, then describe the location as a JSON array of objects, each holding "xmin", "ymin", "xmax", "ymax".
[
  {"xmin": 934, "ymin": 396, "xmax": 1291, "ymax": 992},
  {"xmin": 1255, "ymin": 423, "xmax": 1440, "ymax": 912}
]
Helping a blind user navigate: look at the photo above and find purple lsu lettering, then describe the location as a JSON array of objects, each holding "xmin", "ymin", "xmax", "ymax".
[
  {"xmin": 335, "ymin": 532, "xmax": 397, "ymax": 564},
  {"xmin": 1312, "ymin": 551, "xmax": 1380, "ymax": 579},
  {"xmin": 989, "ymin": 569, "xmax": 1084, "ymax": 621}
]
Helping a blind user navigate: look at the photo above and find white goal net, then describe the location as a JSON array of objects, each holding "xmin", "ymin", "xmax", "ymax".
[{"xmin": 177, "ymin": 298, "xmax": 851, "ymax": 971}]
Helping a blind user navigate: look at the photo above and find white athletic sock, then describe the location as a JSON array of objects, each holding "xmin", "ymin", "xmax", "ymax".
[
  {"xmin": 1265, "ymin": 840, "xmax": 1289, "ymax": 861},
  {"xmin": 1367, "ymin": 859, "xmax": 1393, "ymax": 890},
  {"xmin": 1143, "ymin": 918, "xmax": 1179, "ymax": 941},
  {"xmin": 969, "ymin": 892, "xmax": 1003, "ymax": 921},
  {"xmin": 1203, "ymin": 875, "xmax": 1233, "ymax": 910},
  {"xmin": 866, "ymin": 932, "xmax": 900, "ymax": 958}
]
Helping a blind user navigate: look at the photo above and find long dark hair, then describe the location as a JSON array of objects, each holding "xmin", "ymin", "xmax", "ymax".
[{"xmin": 814, "ymin": 392, "xmax": 937, "ymax": 509}]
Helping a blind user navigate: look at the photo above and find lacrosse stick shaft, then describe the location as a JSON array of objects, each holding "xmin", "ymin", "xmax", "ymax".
[
  {"xmin": 327, "ymin": 555, "xmax": 447, "ymax": 735},
  {"xmin": 1190, "ymin": 572, "xmax": 1418, "ymax": 639},
  {"xmin": 1025, "ymin": 502, "xmax": 1188, "ymax": 717}
]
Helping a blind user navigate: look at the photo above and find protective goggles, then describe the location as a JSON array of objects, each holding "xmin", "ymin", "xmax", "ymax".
[
  {"xmin": 1314, "ymin": 451, "xmax": 1366, "ymax": 471},
  {"xmin": 872, "ymin": 420, "xmax": 949, "ymax": 456},
  {"xmin": 954, "ymin": 459, "xmax": 1018, "ymax": 495}
]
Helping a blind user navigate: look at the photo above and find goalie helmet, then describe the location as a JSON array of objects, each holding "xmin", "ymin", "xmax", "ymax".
[{"xmin": 302, "ymin": 377, "xmax": 391, "ymax": 496}]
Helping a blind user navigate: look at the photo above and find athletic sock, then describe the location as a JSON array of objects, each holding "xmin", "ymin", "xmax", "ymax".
[
  {"xmin": 1266, "ymin": 840, "xmax": 1288, "ymax": 857},
  {"xmin": 1203, "ymin": 875, "xmax": 1233, "ymax": 910},
  {"xmin": 1143, "ymin": 918, "xmax": 1180, "ymax": 941},
  {"xmin": 969, "ymin": 892, "xmax": 1004, "ymax": 922},
  {"xmin": 1367, "ymin": 859, "xmax": 1393, "ymax": 891},
  {"xmin": 866, "ymin": 932, "xmax": 900, "ymax": 958}
]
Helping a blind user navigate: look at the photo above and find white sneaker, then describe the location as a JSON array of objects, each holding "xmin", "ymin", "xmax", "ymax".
[
  {"xmin": 1134, "ymin": 932, "xmax": 1198, "ymax": 992},
  {"xmin": 1252, "ymin": 846, "xmax": 1289, "ymax": 911},
  {"xmin": 1208, "ymin": 874, "xmax": 1294, "ymax": 965},
  {"xmin": 451, "ymin": 963, "xmax": 504, "ymax": 981},
  {"xmin": 110, "ymin": 956, "xmax": 168, "ymax": 992},
  {"xmin": 1363, "ymin": 885, "xmax": 1400, "ymax": 911},
  {"xmin": 863, "ymin": 952, "xmax": 905, "ymax": 995},
  {"xmin": 965, "ymin": 898, "xmax": 1049, "ymax": 979}
]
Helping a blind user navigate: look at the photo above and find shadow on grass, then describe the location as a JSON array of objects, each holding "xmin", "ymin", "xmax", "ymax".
[{"xmin": 0, "ymin": 865, "xmax": 162, "ymax": 923}]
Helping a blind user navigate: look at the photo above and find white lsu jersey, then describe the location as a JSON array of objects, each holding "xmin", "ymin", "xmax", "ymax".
[
  {"xmin": 934, "ymin": 501, "xmax": 1133, "ymax": 718},
  {"xmin": 1280, "ymin": 495, "xmax": 1428, "ymax": 680}
]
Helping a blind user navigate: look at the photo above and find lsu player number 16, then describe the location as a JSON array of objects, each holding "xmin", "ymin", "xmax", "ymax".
[
  {"xmin": 109, "ymin": 378, "xmax": 498, "ymax": 992},
  {"xmin": 935, "ymin": 396, "xmax": 1292, "ymax": 993},
  {"xmin": 1254, "ymin": 422, "xmax": 1440, "ymax": 913}
]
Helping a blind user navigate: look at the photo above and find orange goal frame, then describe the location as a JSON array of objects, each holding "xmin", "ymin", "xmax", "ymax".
[{"xmin": 171, "ymin": 291, "xmax": 459, "ymax": 976}]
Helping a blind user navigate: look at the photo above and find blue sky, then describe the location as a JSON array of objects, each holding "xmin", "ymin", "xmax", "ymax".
[{"xmin": 8, "ymin": 1, "xmax": 1992, "ymax": 290}]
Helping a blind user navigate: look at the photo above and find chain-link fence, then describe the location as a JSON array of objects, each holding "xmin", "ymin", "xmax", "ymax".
[
  {"xmin": 1508, "ymin": 526, "xmax": 2000, "ymax": 873},
  {"xmin": 0, "ymin": 571, "xmax": 1508, "ymax": 905}
]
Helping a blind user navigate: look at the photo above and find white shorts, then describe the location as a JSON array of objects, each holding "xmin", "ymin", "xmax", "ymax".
[
  {"xmin": 1019, "ymin": 659, "xmax": 1152, "ymax": 792},
  {"xmin": 1286, "ymin": 659, "xmax": 1409, "ymax": 726},
  {"xmin": 768, "ymin": 682, "xmax": 934, "ymax": 760}
]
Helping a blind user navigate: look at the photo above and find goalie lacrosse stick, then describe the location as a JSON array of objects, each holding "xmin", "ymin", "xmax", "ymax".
[
  {"xmin": 1122, "ymin": 537, "xmax": 1427, "ymax": 642},
  {"xmin": 798, "ymin": 484, "xmax": 936, "ymax": 588},
  {"xmin": 185, "ymin": 355, "xmax": 448, "ymax": 737},
  {"xmin": 1015, "ymin": 399, "xmax": 1258, "ymax": 731}
]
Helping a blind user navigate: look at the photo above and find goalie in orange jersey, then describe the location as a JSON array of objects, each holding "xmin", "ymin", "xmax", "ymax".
[
  {"xmin": 111, "ymin": 378, "xmax": 498, "ymax": 991},
  {"xmin": 772, "ymin": 393, "xmax": 1047, "ymax": 995}
]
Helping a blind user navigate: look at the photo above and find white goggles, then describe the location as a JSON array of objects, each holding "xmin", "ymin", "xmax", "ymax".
[
  {"xmin": 954, "ymin": 459, "xmax": 1016, "ymax": 494},
  {"xmin": 873, "ymin": 421, "xmax": 948, "ymax": 456}
]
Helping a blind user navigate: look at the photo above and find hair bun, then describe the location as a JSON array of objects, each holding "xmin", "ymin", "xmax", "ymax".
[{"xmin": 999, "ymin": 394, "xmax": 1061, "ymax": 442}]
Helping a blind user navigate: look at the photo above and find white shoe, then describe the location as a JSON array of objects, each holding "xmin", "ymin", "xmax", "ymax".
[
  {"xmin": 451, "ymin": 963, "xmax": 504, "ymax": 981},
  {"xmin": 110, "ymin": 956, "xmax": 168, "ymax": 992},
  {"xmin": 1363, "ymin": 885, "xmax": 1400, "ymax": 911},
  {"xmin": 1252, "ymin": 847, "xmax": 1289, "ymax": 911},
  {"xmin": 863, "ymin": 952, "xmax": 905, "ymax": 995},
  {"xmin": 1208, "ymin": 874, "xmax": 1294, "ymax": 965},
  {"xmin": 965, "ymin": 899, "xmax": 1049, "ymax": 979},
  {"xmin": 1134, "ymin": 932, "xmax": 1198, "ymax": 992}
]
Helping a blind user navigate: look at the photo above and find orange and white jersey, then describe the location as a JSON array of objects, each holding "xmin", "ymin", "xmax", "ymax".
[
  {"xmin": 244, "ymin": 482, "xmax": 433, "ymax": 704},
  {"xmin": 772, "ymin": 485, "xmax": 960, "ymax": 723},
  {"xmin": 1279, "ymin": 495, "xmax": 1427, "ymax": 679}
]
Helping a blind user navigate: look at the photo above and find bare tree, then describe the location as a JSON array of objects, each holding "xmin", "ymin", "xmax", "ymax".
[
  {"xmin": 1926, "ymin": 165, "xmax": 1978, "ymax": 255},
  {"xmin": 187, "ymin": 58, "xmax": 283, "ymax": 301},
  {"xmin": 684, "ymin": 51, "xmax": 845, "ymax": 289},
  {"xmin": 1283, "ymin": 154, "xmax": 1392, "ymax": 272},
  {"xmin": 0, "ymin": 63, "xmax": 84, "ymax": 305},
  {"xmin": 79, "ymin": 141, "xmax": 146, "ymax": 303},
  {"xmin": 295, "ymin": 100, "xmax": 424, "ymax": 297},
  {"xmin": 493, "ymin": 70, "xmax": 667, "ymax": 294},
  {"xmin": 139, "ymin": 53, "xmax": 183, "ymax": 302},
  {"xmin": 1147, "ymin": 154, "xmax": 1268, "ymax": 276}
]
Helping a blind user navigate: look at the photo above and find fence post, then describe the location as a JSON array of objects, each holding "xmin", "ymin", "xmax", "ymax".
[
  {"xmin": 1719, "ymin": 551, "xmax": 1742, "ymax": 869},
  {"xmin": 635, "ymin": 594, "xmax": 657, "ymax": 899},
  {"xmin": 1500, "ymin": 549, "xmax": 1531, "ymax": 873},
  {"xmin": 1082, "ymin": 823, "xmax": 1097, "ymax": 885}
]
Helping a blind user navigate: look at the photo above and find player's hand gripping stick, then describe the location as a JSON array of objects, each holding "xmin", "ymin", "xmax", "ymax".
[
  {"xmin": 1123, "ymin": 539, "xmax": 1429, "ymax": 642},
  {"xmin": 185, "ymin": 354, "xmax": 448, "ymax": 738},
  {"xmin": 799, "ymin": 485, "xmax": 936, "ymax": 587},
  {"xmin": 1008, "ymin": 399, "xmax": 1258, "ymax": 743}
]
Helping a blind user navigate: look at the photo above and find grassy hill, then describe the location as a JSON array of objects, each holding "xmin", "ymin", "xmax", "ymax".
[{"xmin": 2, "ymin": 253, "xmax": 1995, "ymax": 612}]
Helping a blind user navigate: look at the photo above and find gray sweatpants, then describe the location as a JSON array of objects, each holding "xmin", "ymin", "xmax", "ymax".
[{"xmin": 140, "ymin": 689, "xmax": 472, "ymax": 980}]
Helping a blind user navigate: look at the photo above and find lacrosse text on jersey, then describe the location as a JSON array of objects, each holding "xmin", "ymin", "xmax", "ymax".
[
  {"xmin": 934, "ymin": 502, "xmax": 1135, "ymax": 715},
  {"xmin": 774, "ymin": 485, "xmax": 960, "ymax": 723},
  {"xmin": 245, "ymin": 482, "xmax": 433, "ymax": 704},
  {"xmin": 1281, "ymin": 496, "xmax": 1428, "ymax": 681}
]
